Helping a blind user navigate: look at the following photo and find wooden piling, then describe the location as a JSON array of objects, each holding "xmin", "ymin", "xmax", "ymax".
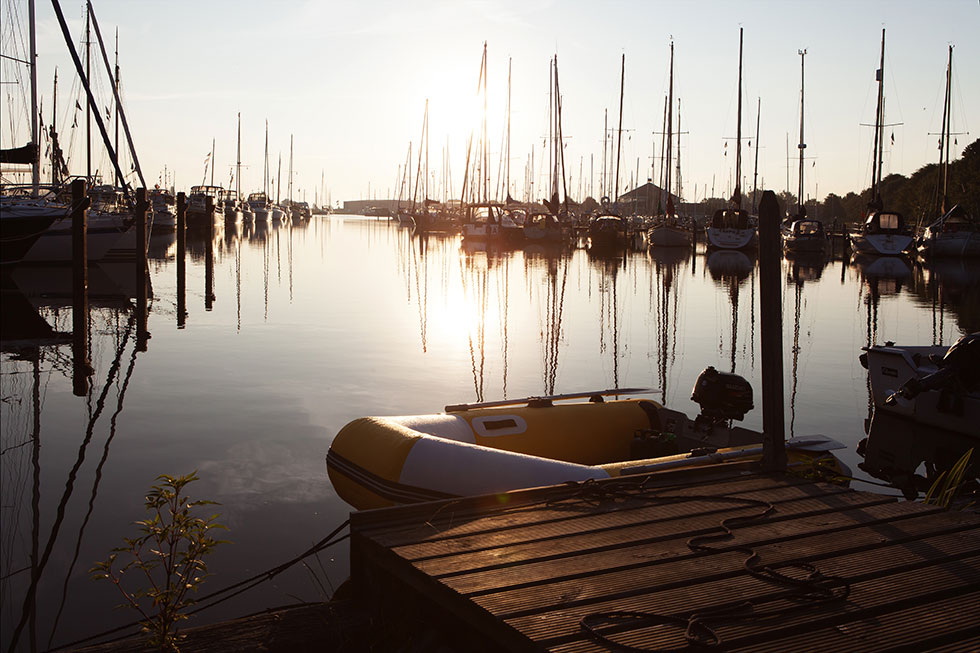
[
  {"xmin": 71, "ymin": 179, "xmax": 91, "ymax": 396},
  {"xmin": 135, "ymin": 188, "xmax": 149, "ymax": 351},
  {"xmin": 758, "ymin": 190, "xmax": 786, "ymax": 470},
  {"xmin": 177, "ymin": 191, "xmax": 186, "ymax": 328},
  {"xmin": 205, "ymin": 196, "xmax": 215, "ymax": 311}
]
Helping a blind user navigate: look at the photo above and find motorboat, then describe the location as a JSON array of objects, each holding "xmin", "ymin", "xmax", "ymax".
[
  {"xmin": 783, "ymin": 218, "xmax": 827, "ymax": 253},
  {"xmin": 860, "ymin": 332, "xmax": 979, "ymax": 437},
  {"xmin": 326, "ymin": 368, "xmax": 849, "ymax": 509},
  {"xmin": 588, "ymin": 214, "xmax": 627, "ymax": 249}
]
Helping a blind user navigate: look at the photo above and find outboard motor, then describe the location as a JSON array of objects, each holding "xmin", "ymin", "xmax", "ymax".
[
  {"xmin": 886, "ymin": 332, "xmax": 980, "ymax": 411},
  {"xmin": 691, "ymin": 366, "xmax": 754, "ymax": 428}
]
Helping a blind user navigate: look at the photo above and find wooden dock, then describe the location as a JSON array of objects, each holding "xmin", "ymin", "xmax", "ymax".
[{"xmin": 350, "ymin": 466, "xmax": 980, "ymax": 652}]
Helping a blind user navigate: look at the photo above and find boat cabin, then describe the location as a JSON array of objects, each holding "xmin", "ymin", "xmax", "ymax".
[
  {"xmin": 863, "ymin": 211, "xmax": 908, "ymax": 235},
  {"xmin": 790, "ymin": 219, "xmax": 825, "ymax": 238},
  {"xmin": 468, "ymin": 205, "xmax": 502, "ymax": 225},
  {"xmin": 190, "ymin": 185, "xmax": 223, "ymax": 199},
  {"xmin": 711, "ymin": 208, "xmax": 751, "ymax": 230}
]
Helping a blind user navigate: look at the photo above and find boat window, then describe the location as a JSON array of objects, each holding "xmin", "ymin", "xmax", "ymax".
[
  {"xmin": 879, "ymin": 213, "xmax": 901, "ymax": 230},
  {"xmin": 481, "ymin": 418, "xmax": 518, "ymax": 431}
]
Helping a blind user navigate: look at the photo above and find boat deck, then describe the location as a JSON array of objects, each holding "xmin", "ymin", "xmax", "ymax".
[{"xmin": 350, "ymin": 465, "xmax": 980, "ymax": 652}]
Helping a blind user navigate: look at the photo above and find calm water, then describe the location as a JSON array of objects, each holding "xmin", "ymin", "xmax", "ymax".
[{"xmin": 2, "ymin": 215, "xmax": 977, "ymax": 650}]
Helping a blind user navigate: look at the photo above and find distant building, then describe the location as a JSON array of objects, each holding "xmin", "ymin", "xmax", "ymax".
[
  {"xmin": 616, "ymin": 182, "xmax": 682, "ymax": 215},
  {"xmin": 342, "ymin": 199, "xmax": 401, "ymax": 215}
]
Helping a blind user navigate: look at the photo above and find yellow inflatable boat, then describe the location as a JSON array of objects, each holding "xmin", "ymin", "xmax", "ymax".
[{"xmin": 327, "ymin": 371, "xmax": 850, "ymax": 510}]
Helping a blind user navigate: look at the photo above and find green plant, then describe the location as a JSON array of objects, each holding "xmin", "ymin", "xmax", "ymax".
[
  {"xmin": 924, "ymin": 448, "xmax": 975, "ymax": 509},
  {"xmin": 91, "ymin": 472, "xmax": 227, "ymax": 651}
]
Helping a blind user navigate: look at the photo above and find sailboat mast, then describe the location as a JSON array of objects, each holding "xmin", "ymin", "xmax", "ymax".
[
  {"xmin": 29, "ymin": 0, "xmax": 39, "ymax": 195},
  {"xmin": 51, "ymin": 67, "xmax": 57, "ymax": 186},
  {"xmin": 505, "ymin": 57, "xmax": 511, "ymax": 200},
  {"xmin": 263, "ymin": 120, "xmax": 269, "ymax": 196},
  {"xmin": 870, "ymin": 28, "xmax": 885, "ymax": 206},
  {"xmin": 276, "ymin": 154, "xmax": 281, "ymax": 204},
  {"xmin": 288, "ymin": 134, "xmax": 293, "ymax": 204},
  {"xmin": 752, "ymin": 97, "xmax": 760, "ymax": 213},
  {"xmin": 676, "ymin": 98, "xmax": 683, "ymax": 203},
  {"xmin": 114, "ymin": 29, "xmax": 119, "ymax": 187},
  {"xmin": 236, "ymin": 112, "xmax": 241, "ymax": 199},
  {"xmin": 797, "ymin": 49, "xmax": 806, "ymax": 217},
  {"xmin": 665, "ymin": 41, "xmax": 673, "ymax": 209},
  {"xmin": 85, "ymin": 2, "xmax": 91, "ymax": 181},
  {"xmin": 614, "ymin": 54, "xmax": 625, "ymax": 203},
  {"xmin": 210, "ymin": 138, "xmax": 215, "ymax": 186},
  {"xmin": 734, "ymin": 27, "xmax": 743, "ymax": 208},
  {"xmin": 940, "ymin": 45, "xmax": 952, "ymax": 213}
]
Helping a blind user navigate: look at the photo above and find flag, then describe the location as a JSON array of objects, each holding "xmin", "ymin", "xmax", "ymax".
[
  {"xmin": 891, "ymin": 132, "xmax": 894, "ymax": 144},
  {"xmin": 875, "ymin": 69, "xmax": 882, "ymax": 82},
  {"xmin": 75, "ymin": 100, "xmax": 82, "ymax": 110}
]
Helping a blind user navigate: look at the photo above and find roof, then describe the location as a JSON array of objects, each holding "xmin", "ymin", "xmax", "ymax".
[{"xmin": 617, "ymin": 182, "xmax": 681, "ymax": 204}]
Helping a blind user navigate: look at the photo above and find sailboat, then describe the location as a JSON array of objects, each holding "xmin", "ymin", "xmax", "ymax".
[
  {"xmin": 916, "ymin": 46, "xmax": 979, "ymax": 258},
  {"xmin": 588, "ymin": 54, "xmax": 628, "ymax": 250},
  {"xmin": 647, "ymin": 41, "xmax": 691, "ymax": 248},
  {"xmin": 850, "ymin": 29, "xmax": 913, "ymax": 257},
  {"xmin": 706, "ymin": 28, "xmax": 758, "ymax": 251},
  {"xmin": 783, "ymin": 49, "xmax": 827, "ymax": 253},
  {"xmin": 2, "ymin": 1, "xmax": 143, "ymax": 265},
  {"xmin": 526, "ymin": 55, "xmax": 568, "ymax": 244}
]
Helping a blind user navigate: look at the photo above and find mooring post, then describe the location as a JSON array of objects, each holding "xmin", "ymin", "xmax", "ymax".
[
  {"xmin": 177, "ymin": 191, "xmax": 186, "ymax": 328},
  {"xmin": 205, "ymin": 196, "xmax": 215, "ymax": 310},
  {"xmin": 759, "ymin": 190, "xmax": 787, "ymax": 471},
  {"xmin": 135, "ymin": 188, "xmax": 150, "ymax": 351},
  {"xmin": 71, "ymin": 179, "xmax": 92, "ymax": 396}
]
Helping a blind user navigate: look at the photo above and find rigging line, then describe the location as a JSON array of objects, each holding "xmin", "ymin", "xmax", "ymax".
[{"xmin": 49, "ymin": 522, "xmax": 351, "ymax": 651}]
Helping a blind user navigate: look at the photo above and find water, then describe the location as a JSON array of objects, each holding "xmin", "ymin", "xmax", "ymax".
[{"xmin": 2, "ymin": 215, "xmax": 977, "ymax": 650}]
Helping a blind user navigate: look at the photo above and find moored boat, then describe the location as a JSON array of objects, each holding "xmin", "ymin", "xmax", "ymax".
[
  {"xmin": 917, "ymin": 205, "xmax": 980, "ymax": 258},
  {"xmin": 783, "ymin": 218, "xmax": 827, "ymax": 253},
  {"xmin": 860, "ymin": 332, "xmax": 979, "ymax": 437},
  {"xmin": 327, "ymin": 372, "xmax": 849, "ymax": 510},
  {"xmin": 850, "ymin": 210, "xmax": 913, "ymax": 255}
]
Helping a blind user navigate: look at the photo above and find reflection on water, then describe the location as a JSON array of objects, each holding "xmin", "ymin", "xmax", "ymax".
[
  {"xmin": 858, "ymin": 412, "xmax": 978, "ymax": 501},
  {"xmin": 2, "ymin": 215, "xmax": 978, "ymax": 650}
]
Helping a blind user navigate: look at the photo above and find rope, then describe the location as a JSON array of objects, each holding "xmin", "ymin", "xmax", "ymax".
[
  {"xmin": 577, "ymin": 484, "xmax": 850, "ymax": 651},
  {"xmin": 48, "ymin": 519, "xmax": 350, "ymax": 651}
]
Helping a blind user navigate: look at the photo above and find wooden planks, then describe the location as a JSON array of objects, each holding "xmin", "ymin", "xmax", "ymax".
[{"xmin": 350, "ymin": 468, "xmax": 980, "ymax": 652}]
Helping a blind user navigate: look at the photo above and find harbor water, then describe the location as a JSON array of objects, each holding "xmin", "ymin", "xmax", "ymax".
[{"xmin": 1, "ymin": 214, "xmax": 977, "ymax": 650}]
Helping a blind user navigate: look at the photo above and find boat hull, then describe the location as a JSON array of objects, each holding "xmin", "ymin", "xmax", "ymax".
[
  {"xmin": 850, "ymin": 232, "xmax": 913, "ymax": 256},
  {"xmin": 863, "ymin": 343, "xmax": 980, "ymax": 436},
  {"xmin": 325, "ymin": 398, "xmax": 846, "ymax": 510},
  {"xmin": 918, "ymin": 231, "xmax": 980, "ymax": 258},
  {"xmin": 647, "ymin": 225, "xmax": 692, "ymax": 247},
  {"xmin": 706, "ymin": 227, "xmax": 757, "ymax": 250}
]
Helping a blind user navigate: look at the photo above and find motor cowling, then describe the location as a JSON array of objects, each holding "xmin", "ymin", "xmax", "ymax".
[{"xmin": 691, "ymin": 366, "xmax": 754, "ymax": 422}]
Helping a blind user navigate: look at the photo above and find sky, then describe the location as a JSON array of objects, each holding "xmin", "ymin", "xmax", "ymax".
[{"xmin": 2, "ymin": 0, "xmax": 977, "ymax": 206}]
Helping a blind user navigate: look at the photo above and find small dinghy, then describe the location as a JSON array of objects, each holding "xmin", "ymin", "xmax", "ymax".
[
  {"xmin": 327, "ymin": 368, "xmax": 848, "ymax": 509},
  {"xmin": 861, "ymin": 332, "xmax": 980, "ymax": 436}
]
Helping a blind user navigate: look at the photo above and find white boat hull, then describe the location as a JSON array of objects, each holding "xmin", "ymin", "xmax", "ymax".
[
  {"xmin": 850, "ymin": 232, "xmax": 913, "ymax": 256},
  {"xmin": 864, "ymin": 343, "xmax": 980, "ymax": 437},
  {"xmin": 20, "ymin": 212, "xmax": 133, "ymax": 263},
  {"xmin": 706, "ymin": 227, "xmax": 757, "ymax": 250}
]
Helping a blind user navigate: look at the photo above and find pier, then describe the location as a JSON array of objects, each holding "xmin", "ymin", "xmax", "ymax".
[{"xmin": 349, "ymin": 465, "xmax": 979, "ymax": 652}]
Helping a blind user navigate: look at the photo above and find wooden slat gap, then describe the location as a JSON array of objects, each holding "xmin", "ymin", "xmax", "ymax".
[
  {"xmin": 429, "ymin": 492, "xmax": 893, "ymax": 579},
  {"xmin": 487, "ymin": 507, "xmax": 970, "ymax": 619}
]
